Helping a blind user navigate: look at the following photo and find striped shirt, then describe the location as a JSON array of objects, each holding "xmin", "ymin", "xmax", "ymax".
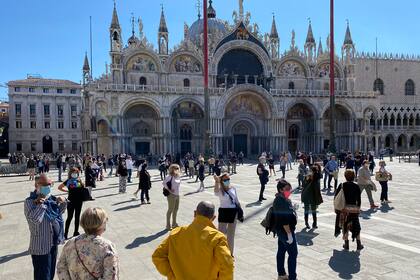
[{"xmin": 24, "ymin": 194, "xmax": 67, "ymax": 255}]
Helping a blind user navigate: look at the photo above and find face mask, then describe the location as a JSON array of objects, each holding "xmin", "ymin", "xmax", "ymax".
[
  {"xmin": 40, "ymin": 185, "xmax": 51, "ymax": 197},
  {"xmin": 283, "ymin": 190, "xmax": 292, "ymax": 199},
  {"xmin": 71, "ymin": 173, "xmax": 79, "ymax": 179},
  {"xmin": 223, "ymin": 180, "xmax": 230, "ymax": 187}
]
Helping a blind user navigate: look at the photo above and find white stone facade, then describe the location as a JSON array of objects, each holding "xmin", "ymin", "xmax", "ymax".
[
  {"xmin": 8, "ymin": 78, "xmax": 82, "ymax": 154},
  {"xmin": 81, "ymin": 3, "xmax": 420, "ymax": 157}
]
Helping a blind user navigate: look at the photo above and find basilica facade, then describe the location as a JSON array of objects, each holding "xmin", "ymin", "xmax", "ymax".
[{"xmin": 81, "ymin": 1, "xmax": 420, "ymax": 157}]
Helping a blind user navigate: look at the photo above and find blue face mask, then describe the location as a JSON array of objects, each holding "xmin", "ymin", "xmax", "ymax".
[
  {"xmin": 71, "ymin": 173, "xmax": 79, "ymax": 179},
  {"xmin": 40, "ymin": 185, "xmax": 51, "ymax": 196},
  {"xmin": 223, "ymin": 180, "xmax": 230, "ymax": 187}
]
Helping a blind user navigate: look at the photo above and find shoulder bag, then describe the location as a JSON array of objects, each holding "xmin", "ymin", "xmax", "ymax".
[
  {"xmin": 163, "ymin": 176, "xmax": 172, "ymax": 197},
  {"xmin": 75, "ymin": 239, "xmax": 99, "ymax": 280},
  {"xmin": 334, "ymin": 184, "xmax": 346, "ymax": 211}
]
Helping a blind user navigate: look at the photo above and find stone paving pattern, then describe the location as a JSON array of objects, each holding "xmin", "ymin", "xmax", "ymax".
[{"xmin": 1, "ymin": 159, "xmax": 420, "ymax": 279}]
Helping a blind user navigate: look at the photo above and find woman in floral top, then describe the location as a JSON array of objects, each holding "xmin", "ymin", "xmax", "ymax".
[{"xmin": 57, "ymin": 207, "xmax": 119, "ymax": 280}]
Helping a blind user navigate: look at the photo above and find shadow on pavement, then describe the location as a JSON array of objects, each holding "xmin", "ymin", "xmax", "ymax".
[
  {"xmin": 296, "ymin": 228, "xmax": 319, "ymax": 246},
  {"xmin": 245, "ymin": 201, "xmax": 263, "ymax": 208},
  {"xmin": 328, "ymin": 249, "xmax": 360, "ymax": 279},
  {"xmin": 379, "ymin": 203, "xmax": 394, "ymax": 213},
  {"xmin": 0, "ymin": 251, "xmax": 29, "ymax": 264},
  {"xmin": 114, "ymin": 204, "xmax": 141, "ymax": 212},
  {"xmin": 125, "ymin": 229, "xmax": 168, "ymax": 249}
]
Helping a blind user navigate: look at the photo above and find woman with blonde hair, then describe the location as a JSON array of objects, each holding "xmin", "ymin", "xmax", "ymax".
[
  {"xmin": 377, "ymin": 160, "xmax": 392, "ymax": 204},
  {"xmin": 163, "ymin": 164, "xmax": 182, "ymax": 230},
  {"xmin": 57, "ymin": 207, "xmax": 119, "ymax": 280}
]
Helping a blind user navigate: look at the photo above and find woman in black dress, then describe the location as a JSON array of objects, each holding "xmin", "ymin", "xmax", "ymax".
[{"xmin": 334, "ymin": 169, "xmax": 364, "ymax": 251}]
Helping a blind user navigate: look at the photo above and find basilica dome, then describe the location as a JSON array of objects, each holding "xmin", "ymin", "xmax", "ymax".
[{"xmin": 187, "ymin": 18, "xmax": 228, "ymax": 46}]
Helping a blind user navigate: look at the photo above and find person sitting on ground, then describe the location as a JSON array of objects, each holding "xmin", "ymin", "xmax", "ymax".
[
  {"xmin": 57, "ymin": 207, "xmax": 119, "ymax": 280},
  {"xmin": 152, "ymin": 201, "xmax": 234, "ymax": 280}
]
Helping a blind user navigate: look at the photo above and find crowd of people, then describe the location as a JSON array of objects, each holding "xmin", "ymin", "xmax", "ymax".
[{"xmin": 21, "ymin": 147, "xmax": 409, "ymax": 280}]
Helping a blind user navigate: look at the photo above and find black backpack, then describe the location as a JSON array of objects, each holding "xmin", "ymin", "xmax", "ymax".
[{"xmin": 260, "ymin": 206, "xmax": 277, "ymax": 237}]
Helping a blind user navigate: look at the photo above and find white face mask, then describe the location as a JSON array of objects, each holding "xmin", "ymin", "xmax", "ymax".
[{"xmin": 71, "ymin": 173, "xmax": 79, "ymax": 179}]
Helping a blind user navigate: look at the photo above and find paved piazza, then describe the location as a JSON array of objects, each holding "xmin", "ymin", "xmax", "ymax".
[{"xmin": 1, "ymin": 159, "xmax": 420, "ymax": 279}]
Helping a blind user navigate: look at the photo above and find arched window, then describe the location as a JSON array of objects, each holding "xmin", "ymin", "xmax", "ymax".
[
  {"xmin": 112, "ymin": 31, "xmax": 119, "ymax": 41},
  {"xmin": 374, "ymin": 78, "xmax": 384, "ymax": 95},
  {"xmin": 288, "ymin": 81, "xmax": 295, "ymax": 90},
  {"xmin": 183, "ymin": 78, "xmax": 190, "ymax": 87},
  {"xmin": 139, "ymin": 77, "xmax": 147, "ymax": 85},
  {"xmin": 405, "ymin": 79, "xmax": 415, "ymax": 95}
]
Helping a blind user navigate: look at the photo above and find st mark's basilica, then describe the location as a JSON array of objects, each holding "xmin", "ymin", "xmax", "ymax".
[{"xmin": 80, "ymin": 0, "xmax": 420, "ymax": 157}]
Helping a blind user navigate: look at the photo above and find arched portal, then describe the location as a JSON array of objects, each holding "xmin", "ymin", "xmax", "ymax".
[
  {"xmin": 42, "ymin": 135, "xmax": 53, "ymax": 154},
  {"xmin": 217, "ymin": 49, "xmax": 264, "ymax": 88},
  {"xmin": 322, "ymin": 104, "xmax": 352, "ymax": 151},
  {"xmin": 286, "ymin": 103, "xmax": 316, "ymax": 153},
  {"xmin": 385, "ymin": 134, "xmax": 394, "ymax": 150},
  {"xmin": 171, "ymin": 101, "xmax": 204, "ymax": 156},
  {"xmin": 410, "ymin": 134, "xmax": 420, "ymax": 150},
  {"xmin": 224, "ymin": 92, "xmax": 270, "ymax": 155},
  {"xmin": 97, "ymin": 120, "xmax": 112, "ymax": 156},
  {"xmin": 124, "ymin": 104, "xmax": 160, "ymax": 156},
  {"xmin": 397, "ymin": 134, "xmax": 408, "ymax": 152}
]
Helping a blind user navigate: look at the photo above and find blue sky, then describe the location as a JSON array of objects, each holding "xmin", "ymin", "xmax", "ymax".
[{"xmin": 1, "ymin": 0, "xmax": 419, "ymax": 99}]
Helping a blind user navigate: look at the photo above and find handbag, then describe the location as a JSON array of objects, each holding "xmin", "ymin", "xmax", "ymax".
[
  {"xmin": 75, "ymin": 239, "xmax": 99, "ymax": 280},
  {"xmin": 81, "ymin": 187, "xmax": 92, "ymax": 202},
  {"xmin": 218, "ymin": 208, "xmax": 237, "ymax": 223},
  {"xmin": 334, "ymin": 184, "xmax": 346, "ymax": 211},
  {"xmin": 375, "ymin": 171, "xmax": 388, "ymax": 182},
  {"xmin": 163, "ymin": 177, "xmax": 172, "ymax": 197}
]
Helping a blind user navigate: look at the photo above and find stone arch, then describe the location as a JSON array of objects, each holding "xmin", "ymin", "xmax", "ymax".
[
  {"xmin": 120, "ymin": 97, "xmax": 162, "ymax": 118},
  {"xmin": 91, "ymin": 98, "xmax": 109, "ymax": 117},
  {"xmin": 166, "ymin": 51, "xmax": 203, "ymax": 73},
  {"xmin": 384, "ymin": 134, "xmax": 395, "ymax": 149},
  {"xmin": 277, "ymin": 56, "xmax": 310, "ymax": 78},
  {"xmin": 314, "ymin": 60, "xmax": 344, "ymax": 78},
  {"xmin": 211, "ymin": 40, "xmax": 272, "ymax": 76},
  {"xmin": 285, "ymin": 100, "xmax": 319, "ymax": 119},
  {"xmin": 410, "ymin": 134, "xmax": 420, "ymax": 149},
  {"xmin": 320, "ymin": 101, "xmax": 355, "ymax": 120},
  {"xmin": 286, "ymin": 102, "xmax": 317, "ymax": 152},
  {"xmin": 123, "ymin": 49, "xmax": 162, "ymax": 72},
  {"xmin": 397, "ymin": 134, "xmax": 408, "ymax": 151},
  {"xmin": 216, "ymin": 84, "xmax": 276, "ymax": 118},
  {"xmin": 169, "ymin": 97, "xmax": 204, "ymax": 117}
]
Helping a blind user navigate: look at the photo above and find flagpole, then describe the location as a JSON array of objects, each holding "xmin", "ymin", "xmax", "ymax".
[
  {"xmin": 203, "ymin": 0, "xmax": 211, "ymax": 156},
  {"xmin": 329, "ymin": 0, "xmax": 336, "ymax": 153}
]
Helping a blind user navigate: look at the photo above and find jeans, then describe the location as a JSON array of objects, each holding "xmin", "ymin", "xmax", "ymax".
[
  {"xmin": 277, "ymin": 234, "xmax": 298, "ymax": 280},
  {"xmin": 127, "ymin": 169, "xmax": 133, "ymax": 182},
  {"xmin": 280, "ymin": 166, "xmax": 286, "ymax": 178},
  {"xmin": 360, "ymin": 184, "xmax": 374, "ymax": 205},
  {"xmin": 31, "ymin": 245, "xmax": 57, "ymax": 280},
  {"xmin": 108, "ymin": 165, "xmax": 113, "ymax": 176},
  {"xmin": 58, "ymin": 167, "xmax": 62, "ymax": 182},
  {"xmin": 379, "ymin": 181, "xmax": 388, "ymax": 201},
  {"xmin": 140, "ymin": 188, "xmax": 150, "ymax": 202},
  {"xmin": 65, "ymin": 200, "xmax": 83, "ymax": 238},
  {"xmin": 259, "ymin": 182, "xmax": 266, "ymax": 200}
]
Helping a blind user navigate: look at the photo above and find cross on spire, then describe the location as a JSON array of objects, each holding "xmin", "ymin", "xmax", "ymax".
[
  {"xmin": 131, "ymin": 13, "xmax": 135, "ymax": 35},
  {"xmin": 195, "ymin": 0, "xmax": 201, "ymax": 19}
]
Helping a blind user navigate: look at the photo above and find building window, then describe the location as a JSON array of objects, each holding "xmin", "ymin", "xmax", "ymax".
[
  {"xmin": 57, "ymin": 88, "xmax": 63, "ymax": 93},
  {"xmin": 16, "ymin": 121, "xmax": 22, "ymax": 129},
  {"xmin": 30, "ymin": 121, "xmax": 36, "ymax": 129},
  {"xmin": 373, "ymin": 78, "xmax": 384, "ymax": 95},
  {"xmin": 139, "ymin": 77, "xmax": 147, "ymax": 85},
  {"xmin": 44, "ymin": 104, "xmax": 50, "ymax": 117},
  {"xmin": 288, "ymin": 81, "xmax": 295, "ymax": 90},
  {"xmin": 14, "ymin": 87, "xmax": 20, "ymax": 92},
  {"xmin": 183, "ymin": 78, "xmax": 190, "ymax": 87},
  {"xmin": 57, "ymin": 105, "xmax": 64, "ymax": 117},
  {"xmin": 31, "ymin": 142, "xmax": 36, "ymax": 152},
  {"xmin": 71, "ymin": 121, "xmax": 77, "ymax": 129},
  {"xmin": 70, "ymin": 89, "xmax": 76, "ymax": 94},
  {"xmin": 29, "ymin": 87, "xmax": 35, "ymax": 93},
  {"xmin": 405, "ymin": 79, "xmax": 415, "ymax": 96},
  {"xmin": 72, "ymin": 142, "xmax": 77, "ymax": 151},
  {"xmin": 16, "ymin": 143, "xmax": 22, "ymax": 151},
  {"xmin": 59, "ymin": 142, "xmax": 64, "ymax": 151},
  {"xmin": 70, "ymin": 105, "xmax": 77, "ymax": 117},
  {"xmin": 45, "ymin": 121, "xmax": 50, "ymax": 129},
  {"xmin": 43, "ymin": 88, "xmax": 49, "ymax": 93},
  {"xmin": 15, "ymin": 104, "xmax": 21, "ymax": 117},
  {"xmin": 58, "ymin": 121, "xmax": 64, "ymax": 129},
  {"xmin": 29, "ymin": 104, "xmax": 36, "ymax": 117}
]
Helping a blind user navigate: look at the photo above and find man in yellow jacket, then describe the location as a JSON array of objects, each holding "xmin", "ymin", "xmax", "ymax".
[{"xmin": 152, "ymin": 201, "xmax": 234, "ymax": 280}]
